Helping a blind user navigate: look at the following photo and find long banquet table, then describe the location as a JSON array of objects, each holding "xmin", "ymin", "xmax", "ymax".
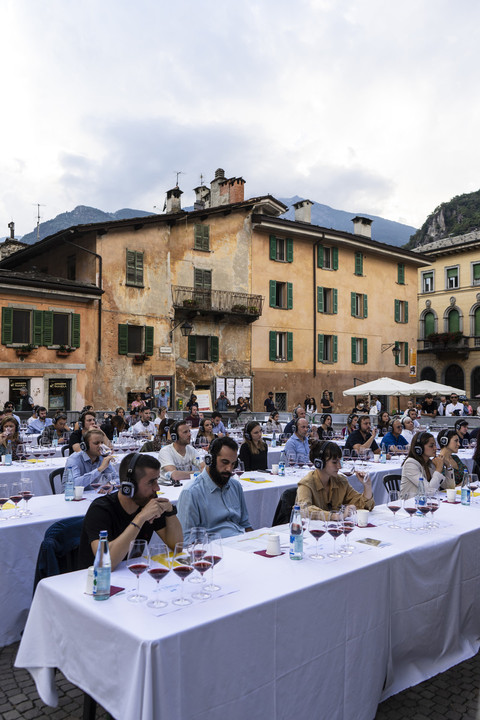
[{"xmin": 15, "ymin": 500, "xmax": 480, "ymax": 720}]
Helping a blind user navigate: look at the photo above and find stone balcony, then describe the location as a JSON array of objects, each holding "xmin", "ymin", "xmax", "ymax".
[
  {"xmin": 420, "ymin": 334, "xmax": 470, "ymax": 356},
  {"xmin": 172, "ymin": 285, "xmax": 263, "ymax": 322}
]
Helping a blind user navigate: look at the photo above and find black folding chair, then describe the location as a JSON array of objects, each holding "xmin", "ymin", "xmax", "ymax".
[
  {"xmin": 61, "ymin": 445, "xmax": 70, "ymax": 457},
  {"xmin": 272, "ymin": 487, "xmax": 297, "ymax": 526},
  {"xmin": 383, "ymin": 474, "xmax": 401, "ymax": 493},
  {"xmin": 49, "ymin": 467, "xmax": 64, "ymax": 495}
]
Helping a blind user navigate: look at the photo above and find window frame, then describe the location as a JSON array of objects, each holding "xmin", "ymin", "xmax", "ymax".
[
  {"xmin": 269, "ymin": 280, "xmax": 293, "ymax": 310},
  {"xmin": 445, "ymin": 265, "xmax": 459, "ymax": 290},
  {"xmin": 351, "ymin": 337, "xmax": 368, "ymax": 365},
  {"xmin": 394, "ymin": 341, "xmax": 409, "ymax": 367},
  {"xmin": 118, "ymin": 324, "xmax": 154, "ymax": 356},
  {"xmin": 318, "ymin": 334, "xmax": 338, "ymax": 363},
  {"xmin": 397, "ymin": 263, "xmax": 405, "ymax": 285},
  {"xmin": 350, "ymin": 292, "xmax": 368, "ymax": 319},
  {"xmin": 317, "ymin": 286, "xmax": 338, "ymax": 314},
  {"xmin": 317, "ymin": 245, "xmax": 339, "ymax": 271},
  {"xmin": 194, "ymin": 224, "xmax": 210, "ymax": 252},
  {"xmin": 187, "ymin": 335, "xmax": 219, "ymax": 363},
  {"xmin": 471, "ymin": 262, "xmax": 480, "ymax": 286},
  {"xmin": 269, "ymin": 235, "xmax": 293, "ymax": 263},
  {"xmin": 354, "ymin": 252, "xmax": 364, "ymax": 276},
  {"xmin": 1, "ymin": 307, "xmax": 80, "ymax": 348},
  {"xmin": 269, "ymin": 330, "xmax": 293, "ymax": 362},
  {"xmin": 394, "ymin": 299, "xmax": 409, "ymax": 324},
  {"xmin": 126, "ymin": 250, "xmax": 144, "ymax": 288},
  {"xmin": 421, "ymin": 270, "xmax": 435, "ymax": 293}
]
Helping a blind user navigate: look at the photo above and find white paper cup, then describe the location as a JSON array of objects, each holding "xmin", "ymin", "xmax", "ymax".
[
  {"xmin": 271, "ymin": 464, "xmax": 279, "ymax": 475},
  {"xmin": 446, "ymin": 488, "xmax": 457, "ymax": 503},
  {"xmin": 85, "ymin": 566, "xmax": 94, "ymax": 594},
  {"xmin": 357, "ymin": 509, "xmax": 370, "ymax": 527},
  {"xmin": 266, "ymin": 533, "xmax": 282, "ymax": 555},
  {"xmin": 74, "ymin": 486, "xmax": 84, "ymax": 500}
]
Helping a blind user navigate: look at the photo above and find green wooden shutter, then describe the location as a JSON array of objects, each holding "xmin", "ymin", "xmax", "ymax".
[
  {"xmin": 33, "ymin": 311, "xmax": 44, "ymax": 346},
  {"xmin": 474, "ymin": 308, "xmax": 480, "ymax": 336},
  {"xmin": 398, "ymin": 263, "xmax": 405, "ymax": 284},
  {"xmin": 1, "ymin": 307, "xmax": 13, "ymax": 345},
  {"xmin": 126, "ymin": 250, "xmax": 136, "ymax": 285},
  {"xmin": 287, "ymin": 282, "xmax": 293, "ymax": 309},
  {"xmin": 71, "ymin": 314, "xmax": 81, "ymax": 347},
  {"xmin": 210, "ymin": 336, "xmax": 219, "ymax": 362},
  {"xmin": 188, "ymin": 336, "xmax": 197, "ymax": 362},
  {"xmin": 355, "ymin": 252, "xmax": 363, "ymax": 276},
  {"xmin": 363, "ymin": 294, "xmax": 368, "ymax": 318},
  {"xmin": 404, "ymin": 301, "xmax": 409, "ymax": 323},
  {"xmin": 43, "ymin": 311, "xmax": 53, "ymax": 346},
  {"xmin": 317, "ymin": 287, "xmax": 324, "ymax": 313},
  {"xmin": 287, "ymin": 332, "xmax": 293, "ymax": 361},
  {"xmin": 333, "ymin": 335, "xmax": 338, "ymax": 363},
  {"xmin": 395, "ymin": 341, "xmax": 400, "ymax": 366},
  {"xmin": 448, "ymin": 309, "xmax": 460, "ymax": 333},
  {"xmin": 269, "ymin": 331, "xmax": 276, "ymax": 361},
  {"xmin": 332, "ymin": 247, "xmax": 338, "ymax": 270},
  {"xmin": 425, "ymin": 311, "xmax": 435, "ymax": 337},
  {"xmin": 363, "ymin": 338, "xmax": 368, "ymax": 364},
  {"xmin": 144, "ymin": 326, "xmax": 154, "ymax": 355},
  {"xmin": 286, "ymin": 238, "xmax": 293, "ymax": 263},
  {"xmin": 404, "ymin": 342, "xmax": 409, "ymax": 366},
  {"xmin": 194, "ymin": 225, "xmax": 209, "ymax": 251},
  {"xmin": 118, "ymin": 324, "xmax": 128, "ymax": 355},
  {"xmin": 269, "ymin": 236, "xmax": 276, "ymax": 260},
  {"xmin": 351, "ymin": 292, "xmax": 356, "ymax": 317},
  {"xmin": 269, "ymin": 280, "xmax": 276, "ymax": 307},
  {"xmin": 333, "ymin": 288, "xmax": 338, "ymax": 314},
  {"xmin": 317, "ymin": 245, "xmax": 324, "ymax": 268},
  {"xmin": 474, "ymin": 264, "xmax": 480, "ymax": 282},
  {"xmin": 394, "ymin": 299, "xmax": 400, "ymax": 322},
  {"xmin": 318, "ymin": 334, "xmax": 324, "ymax": 362},
  {"xmin": 351, "ymin": 337, "xmax": 357, "ymax": 363}
]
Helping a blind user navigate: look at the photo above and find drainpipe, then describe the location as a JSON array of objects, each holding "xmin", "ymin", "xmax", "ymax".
[{"xmin": 313, "ymin": 234, "xmax": 325, "ymax": 378}]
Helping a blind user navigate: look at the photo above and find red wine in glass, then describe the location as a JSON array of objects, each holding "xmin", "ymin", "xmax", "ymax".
[
  {"xmin": 328, "ymin": 527, "xmax": 343, "ymax": 539},
  {"xmin": 343, "ymin": 524, "xmax": 354, "ymax": 536},
  {"xmin": 405, "ymin": 507, "xmax": 417, "ymax": 516},
  {"xmin": 173, "ymin": 564, "xmax": 194, "ymax": 581},
  {"xmin": 148, "ymin": 566, "xmax": 169, "ymax": 582},
  {"xmin": 204, "ymin": 554, "xmax": 222, "ymax": 566},
  {"xmin": 309, "ymin": 528, "xmax": 325, "ymax": 540},
  {"xmin": 418, "ymin": 506, "xmax": 430, "ymax": 516},
  {"xmin": 193, "ymin": 560, "xmax": 212, "ymax": 575},
  {"xmin": 388, "ymin": 505, "xmax": 401, "ymax": 515},
  {"xmin": 128, "ymin": 562, "xmax": 148, "ymax": 577}
]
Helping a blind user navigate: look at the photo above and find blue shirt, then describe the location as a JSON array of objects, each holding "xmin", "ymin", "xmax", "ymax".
[
  {"xmin": 177, "ymin": 467, "xmax": 251, "ymax": 542},
  {"xmin": 284, "ymin": 434, "xmax": 310, "ymax": 461},
  {"xmin": 26, "ymin": 417, "xmax": 53, "ymax": 434},
  {"xmin": 212, "ymin": 420, "xmax": 226, "ymax": 435},
  {"xmin": 63, "ymin": 450, "xmax": 118, "ymax": 490},
  {"xmin": 380, "ymin": 432, "xmax": 408, "ymax": 451}
]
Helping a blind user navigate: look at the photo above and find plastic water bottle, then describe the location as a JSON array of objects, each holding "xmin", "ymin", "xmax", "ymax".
[
  {"xmin": 380, "ymin": 447, "xmax": 386, "ymax": 464},
  {"xmin": 93, "ymin": 530, "xmax": 111, "ymax": 601},
  {"xmin": 52, "ymin": 436, "xmax": 58, "ymax": 447},
  {"xmin": 113, "ymin": 428, "xmax": 118, "ymax": 443},
  {"xmin": 64, "ymin": 467, "xmax": 75, "ymax": 501},
  {"xmin": 271, "ymin": 431, "xmax": 277, "ymax": 448},
  {"xmin": 415, "ymin": 477, "xmax": 427, "ymax": 515},
  {"xmin": 5, "ymin": 440, "xmax": 12, "ymax": 466},
  {"xmin": 461, "ymin": 469, "xmax": 471, "ymax": 506},
  {"xmin": 289, "ymin": 504, "xmax": 303, "ymax": 560},
  {"xmin": 278, "ymin": 451, "xmax": 286, "ymax": 477}
]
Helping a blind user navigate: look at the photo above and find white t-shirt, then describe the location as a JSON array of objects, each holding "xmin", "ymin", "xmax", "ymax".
[
  {"xmin": 158, "ymin": 443, "xmax": 202, "ymax": 480},
  {"xmin": 131, "ymin": 420, "xmax": 156, "ymax": 436},
  {"xmin": 445, "ymin": 402, "xmax": 463, "ymax": 416},
  {"xmin": 401, "ymin": 428, "xmax": 415, "ymax": 444}
]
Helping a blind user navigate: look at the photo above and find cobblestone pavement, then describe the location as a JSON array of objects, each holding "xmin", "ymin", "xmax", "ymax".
[{"xmin": 1, "ymin": 640, "xmax": 479, "ymax": 719}]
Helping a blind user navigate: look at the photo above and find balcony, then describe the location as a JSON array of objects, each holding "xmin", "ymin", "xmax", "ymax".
[
  {"xmin": 420, "ymin": 333, "xmax": 470, "ymax": 356},
  {"xmin": 172, "ymin": 286, "xmax": 263, "ymax": 323}
]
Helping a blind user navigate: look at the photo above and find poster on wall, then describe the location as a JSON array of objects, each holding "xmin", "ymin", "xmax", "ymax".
[
  {"xmin": 195, "ymin": 389, "xmax": 212, "ymax": 412},
  {"xmin": 218, "ymin": 377, "xmax": 252, "ymax": 405},
  {"xmin": 409, "ymin": 348, "xmax": 417, "ymax": 377},
  {"xmin": 151, "ymin": 376, "xmax": 173, "ymax": 410}
]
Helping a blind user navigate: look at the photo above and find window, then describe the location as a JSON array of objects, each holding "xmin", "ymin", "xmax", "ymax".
[
  {"xmin": 394, "ymin": 341, "xmax": 409, "ymax": 366},
  {"xmin": 194, "ymin": 268, "xmax": 212, "ymax": 290},
  {"xmin": 445, "ymin": 266, "xmax": 459, "ymax": 290},
  {"xmin": 274, "ymin": 392, "xmax": 287, "ymax": 411},
  {"xmin": 1, "ymin": 308, "xmax": 80, "ymax": 347},
  {"xmin": 474, "ymin": 307, "xmax": 480, "ymax": 339},
  {"xmin": 318, "ymin": 334, "xmax": 338, "ymax": 363},
  {"xmin": 424, "ymin": 311, "xmax": 435, "ymax": 338},
  {"xmin": 472, "ymin": 263, "xmax": 480, "ymax": 286},
  {"xmin": 188, "ymin": 336, "xmax": 219, "ymax": 362},
  {"xmin": 269, "ymin": 281, "xmax": 293, "ymax": 309},
  {"xmin": 394, "ymin": 299, "xmax": 408, "ymax": 323},
  {"xmin": 269, "ymin": 331, "xmax": 293, "ymax": 361},
  {"xmin": 422, "ymin": 271, "xmax": 434, "ymax": 293},
  {"xmin": 66, "ymin": 255, "xmax": 76, "ymax": 281},
  {"xmin": 317, "ymin": 245, "xmax": 338, "ymax": 270},
  {"xmin": 354, "ymin": 252, "xmax": 363, "ymax": 276},
  {"xmin": 126, "ymin": 250, "xmax": 144, "ymax": 287},
  {"xmin": 397, "ymin": 263, "xmax": 405, "ymax": 284},
  {"xmin": 351, "ymin": 337, "xmax": 367, "ymax": 364},
  {"xmin": 194, "ymin": 225, "xmax": 210, "ymax": 251},
  {"xmin": 447, "ymin": 308, "xmax": 460, "ymax": 333},
  {"xmin": 269, "ymin": 235, "xmax": 293, "ymax": 263},
  {"xmin": 317, "ymin": 287, "xmax": 338, "ymax": 314},
  {"xmin": 118, "ymin": 324, "xmax": 154, "ymax": 355},
  {"xmin": 351, "ymin": 293, "xmax": 368, "ymax": 318}
]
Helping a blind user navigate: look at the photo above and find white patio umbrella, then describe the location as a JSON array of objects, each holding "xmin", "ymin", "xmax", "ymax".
[
  {"xmin": 401, "ymin": 380, "xmax": 466, "ymax": 397},
  {"xmin": 342, "ymin": 377, "xmax": 414, "ymax": 396}
]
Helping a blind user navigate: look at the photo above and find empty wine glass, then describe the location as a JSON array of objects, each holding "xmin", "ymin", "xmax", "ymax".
[
  {"xmin": 147, "ymin": 540, "xmax": 171, "ymax": 608},
  {"xmin": 0, "ymin": 483, "xmax": 9, "ymax": 520},
  {"xmin": 204, "ymin": 533, "xmax": 223, "ymax": 592},
  {"xmin": 127, "ymin": 539, "xmax": 149, "ymax": 603},
  {"xmin": 172, "ymin": 542, "xmax": 194, "ymax": 606},
  {"xmin": 308, "ymin": 510, "xmax": 326, "ymax": 560},
  {"xmin": 16, "ymin": 443, "xmax": 27, "ymax": 466}
]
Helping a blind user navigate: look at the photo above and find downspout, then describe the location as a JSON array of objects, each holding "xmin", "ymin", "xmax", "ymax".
[{"xmin": 313, "ymin": 234, "xmax": 325, "ymax": 378}]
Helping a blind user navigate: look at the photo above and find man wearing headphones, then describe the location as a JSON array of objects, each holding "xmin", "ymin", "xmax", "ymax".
[
  {"xmin": 131, "ymin": 406, "xmax": 156, "ymax": 437},
  {"xmin": 284, "ymin": 405, "xmax": 306, "ymax": 437},
  {"xmin": 177, "ymin": 436, "xmax": 252, "ymax": 542},
  {"xmin": 380, "ymin": 418, "xmax": 409, "ymax": 452},
  {"xmin": 455, "ymin": 419, "xmax": 471, "ymax": 444},
  {"xmin": 69, "ymin": 410, "xmax": 105, "ymax": 453},
  {"xmin": 345, "ymin": 415, "xmax": 381, "ymax": 455},
  {"xmin": 39, "ymin": 413, "xmax": 70, "ymax": 444},
  {"xmin": 78, "ymin": 452, "xmax": 182, "ymax": 570},
  {"xmin": 283, "ymin": 417, "xmax": 310, "ymax": 460},
  {"xmin": 25, "ymin": 406, "xmax": 52, "ymax": 434},
  {"xmin": 158, "ymin": 420, "xmax": 203, "ymax": 483},
  {"xmin": 62, "ymin": 428, "xmax": 117, "ymax": 491}
]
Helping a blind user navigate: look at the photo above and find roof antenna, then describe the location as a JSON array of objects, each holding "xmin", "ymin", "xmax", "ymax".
[{"xmin": 33, "ymin": 203, "xmax": 46, "ymax": 242}]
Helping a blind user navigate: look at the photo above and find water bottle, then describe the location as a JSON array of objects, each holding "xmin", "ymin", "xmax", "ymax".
[
  {"xmin": 278, "ymin": 451, "xmax": 286, "ymax": 477},
  {"xmin": 5, "ymin": 440, "xmax": 12, "ymax": 466},
  {"xmin": 64, "ymin": 467, "xmax": 75, "ymax": 501},
  {"xmin": 52, "ymin": 436, "xmax": 58, "ymax": 447},
  {"xmin": 227, "ymin": 418, "xmax": 232, "ymax": 431},
  {"xmin": 113, "ymin": 428, "xmax": 118, "ymax": 443},
  {"xmin": 271, "ymin": 431, "xmax": 277, "ymax": 448},
  {"xmin": 461, "ymin": 469, "xmax": 471, "ymax": 506},
  {"xmin": 415, "ymin": 477, "xmax": 426, "ymax": 516},
  {"xmin": 380, "ymin": 447, "xmax": 386, "ymax": 464},
  {"xmin": 93, "ymin": 530, "xmax": 111, "ymax": 601},
  {"xmin": 289, "ymin": 504, "xmax": 303, "ymax": 560}
]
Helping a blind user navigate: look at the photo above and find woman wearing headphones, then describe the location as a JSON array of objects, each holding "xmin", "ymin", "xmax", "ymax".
[
  {"xmin": 400, "ymin": 432, "xmax": 454, "ymax": 498},
  {"xmin": 317, "ymin": 414, "xmax": 333, "ymax": 440},
  {"xmin": 377, "ymin": 411, "xmax": 391, "ymax": 437},
  {"xmin": 265, "ymin": 411, "xmax": 282, "ymax": 433},
  {"xmin": 0, "ymin": 416, "xmax": 20, "ymax": 460},
  {"xmin": 296, "ymin": 440, "xmax": 374, "ymax": 520},
  {"xmin": 196, "ymin": 418, "xmax": 216, "ymax": 449},
  {"xmin": 239, "ymin": 421, "xmax": 268, "ymax": 471},
  {"xmin": 437, "ymin": 429, "xmax": 467, "ymax": 486},
  {"xmin": 342, "ymin": 414, "xmax": 358, "ymax": 438}
]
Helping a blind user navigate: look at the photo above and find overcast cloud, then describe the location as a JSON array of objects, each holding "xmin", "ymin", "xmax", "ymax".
[{"xmin": 1, "ymin": 0, "xmax": 480, "ymax": 235}]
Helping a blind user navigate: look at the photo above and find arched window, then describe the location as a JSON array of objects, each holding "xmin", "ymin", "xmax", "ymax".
[
  {"xmin": 447, "ymin": 308, "xmax": 460, "ymax": 333},
  {"xmin": 471, "ymin": 367, "xmax": 480, "ymax": 398},
  {"xmin": 424, "ymin": 311, "xmax": 435, "ymax": 338},
  {"xmin": 444, "ymin": 364, "xmax": 464, "ymax": 390},
  {"xmin": 474, "ymin": 307, "xmax": 480, "ymax": 343},
  {"xmin": 420, "ymin": 367, "xmax": 436, "ymax": 382}
]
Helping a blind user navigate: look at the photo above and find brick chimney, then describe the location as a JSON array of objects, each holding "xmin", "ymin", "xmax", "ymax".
[
  {"xmin": 293, "ymin": 199, "xmax": 314, "ymax": 224},
  {"xmin": 351, "ymin": 216, "xmax": 372, "ymax": 238},
  {"xmin": 210, "ymin": 168, "xmax": 245, "ymax": 207},
  {"xmin": 165, "ymin": 186, "xmax": 183, "ymax": 213}
]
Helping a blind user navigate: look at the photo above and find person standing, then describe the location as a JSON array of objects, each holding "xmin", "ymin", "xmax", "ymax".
[
  {"xmin": 215, "ymin": 391, "xmax": 231, "ymax": 412},
  {"xmin": 445, "ymin": 394, "xmax": 464, "ymax": 416},
  {"xmin": 156, "ymin": 387, "xmax": 169, "ymax": 410},
  {"xmin": 264, "ymin": 392, "xmax": 276, "ymax": 413},
  {"xmin": 320, "ymin": 390, "xmax": 332, "ymax": 413},
  {"xmin": 19, "ymin": 388, "xmax": 34, "ymax": 412}
]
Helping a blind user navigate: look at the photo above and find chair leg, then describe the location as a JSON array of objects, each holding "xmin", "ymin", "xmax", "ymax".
[{"xmin": 83, "ymin": 692, "xmax": 97, "ymax": 720}]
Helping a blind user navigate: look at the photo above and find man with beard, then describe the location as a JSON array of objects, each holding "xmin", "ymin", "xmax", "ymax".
[
  {"xmin": 78, "ymin": 453, "xmax": 182, "ymax": 570},
  {"xmin": 177, "ymin": 437, "xmax": 253, "ymax": 542}
]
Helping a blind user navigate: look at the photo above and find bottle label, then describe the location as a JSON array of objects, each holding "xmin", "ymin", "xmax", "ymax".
[
  {"xmin": 278, "ymin": 462, "xmax": 285, "ymax": 476},
  {"xmin": 461, "ymin": 487, "xmax": 471, "ymax": 505},
  {"xmin": 289, "ymin": 533, "xmax": 303, "ymax": 559},
  {"xmin": 93, "ymin": 566, "xmax": 111, "ymax": 599}
]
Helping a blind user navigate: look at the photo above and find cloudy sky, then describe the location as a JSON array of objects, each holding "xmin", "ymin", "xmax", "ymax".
[{"xmin": 2, "ymin": 0, "xmax": 480, "ymax": 236}]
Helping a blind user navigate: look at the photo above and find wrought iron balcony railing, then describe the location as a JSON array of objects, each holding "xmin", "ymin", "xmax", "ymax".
[
  {"xmin": 420, "ymin": 335, "xmax": 470, "ymax": 354},
  {"xmin": 172, "ymin": 286, "xmax": 263, "ymax": 320}
]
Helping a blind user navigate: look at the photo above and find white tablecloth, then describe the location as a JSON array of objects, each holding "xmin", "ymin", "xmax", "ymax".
[{"xmin": 15, "ymin": 501, "xmax": 480, "ymax": 720}]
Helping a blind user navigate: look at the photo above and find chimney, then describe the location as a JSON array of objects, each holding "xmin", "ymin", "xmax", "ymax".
[
  {"xmin": 293, "ymin": 199, "xmax": 313, "ymax": 224},
  {"xmin": 165, "ymin": 186, "xmax": 183, "ymax": 214},
  {"xmin": 351, "ymin": 216, "xmax": 372, "ymax": 238},
  {"xmin": 210, "ymin": 168, "xmax": 226, "ymax": 206},
  {"xmin": 193, "ymin": 184, "xmax": 211, "ymax": 210},
  {"xmin": 8, "ymin": 221, "xmax": 15, "ymax": 239}
]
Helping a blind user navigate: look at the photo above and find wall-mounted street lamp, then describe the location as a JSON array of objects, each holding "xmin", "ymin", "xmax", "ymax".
[
  {"xmin": 169, "ymin": 321, "xmax": 193, "ymax": 342},
  {"xmin": 381, "ymin": 343, "xmax": 402, "ymax": 359}
]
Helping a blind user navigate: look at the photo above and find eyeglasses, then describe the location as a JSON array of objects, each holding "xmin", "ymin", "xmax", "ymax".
[{"xmin": 451, "ymin": 396, "xmax": 458, "ymax": 399}]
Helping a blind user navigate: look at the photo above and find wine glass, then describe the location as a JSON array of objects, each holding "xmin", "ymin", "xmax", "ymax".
[
  {"xmin": 0, "ymin": 483, "xmax": 9, "ymax": 520},
  {"xmin": 188, "ymin": 527, "xmax": 208, "ymax": 584},
  {"xmin": 9, "ymin": 481, "xmax": 23, "ymax": 520},
  {"xmin": 147, "ymin": 540, "xmax": 171, "ymax": 609},
  {"xmin": 327, "ymin": 512, "xmax": 343, "ymax": 559},
  {"xmin": 297, "ymin": 454, "xmax": 308, "ymax": 468},
  {"xmin": 463, "ymin": 439, "xmax": 470, "ymax": 450},
  {"xmin": 427, "ymin": 493, "xmax": 440, "ymax": 529},
  {"xmin": 469, "ymin": 474, "xmax": 479, "ymax": 504},
  {"xmin": 172, "ymin": 542, "xmax": 194, "ymax": 606},
  {"xmin": 404, "ymin": 496, "xmax": 418, "ymax": 532},
  {"xmin": 191, "ymin": 536, "xmax": 212, "ymax": 600},
  {"xmin": 204, "ymin": 533, "xmax": 223, "ymax": 592},
  {"xmin": 126, "ymin": 539, "xmax": 149, "ymax": 602},
  {"xmin": 308, "ymin": 510, "xmax": 326, "ymax": 560},
  {"xmin": 387, "ymin": 490, "xmax": 402, "ymax": 529},
  {"xmin": 235, "ymin": 459, "xmax": 245, "ymax": 478},
  {"xmin": 341, "ymin": 506, "xmax": 356, "ymax": 553},
  {"xmin": 415, "ymin": 496, "xmax": 430, "ymax": 530},
  {"xmin": 16, "ymin": 443, "xmax": 27, "ymax": 466},
  {"xmin": 287, "ymin": 453, "xmax": 296, "ymax": 475},
  {"xmin": 21, "ymin": 478, "xmax": 34, "ymax": 516}
]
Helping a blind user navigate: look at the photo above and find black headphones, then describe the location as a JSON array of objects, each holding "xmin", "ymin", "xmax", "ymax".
[
  {"xmin": 293, "ymin": 406, "xmax": 301, "ymax": 420},
  {"xmin": 170, "ymin": 421, "xmax": 183, "ymax": 442},
  {"xmin": 120, "ymin": 453, "xmax": 141, "ymax": 497},
  {"xmin": 454, "ymin": 419, "xmax": 468, "ymax": 432},
  {"xmin": 313, "ymin": 440, "xmax": 331, "ymax": 470},
  {"xmin": 413, "ymin": 431, "xmax": 429, "ymax": 456},
  {"xmin": 347, "ymin": 414, "xmax": 356, "ymax": 425},
  {"xmin": 204, "ymin": 438, "xmax": 222, "ymax": 466},
  {"xmin": 320, "ymin": 414, "xmax": 329, "ymax": 425},
  {"xmin": 437, "ymin": 429, "xmax": 454, "ymax": 447},
  {"xmin": 400, "ymin": 416, "xmax": 409, "ymax": 428},
  {"xmin": 244, "ymin": 421, "xmax": 258, "ymax": 441}
]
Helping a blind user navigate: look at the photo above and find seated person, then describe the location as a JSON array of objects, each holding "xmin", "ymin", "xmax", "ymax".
[
  {"xmin": 296, "ymin": 440, "xmax": 374, "ymax": 520},
  {"xmin": 62, "ymin": 429, "xmax": 117, "ymax": 491},
  {"xmin": 455, "ymin": 419, "xmax": 471, "ymax": 445},
  {"xmin": 239, "ymin": 421, "xmax": 268, "ymax": 471},
  {"xmin": 139, "ymin": 420, "xmax": 175, "ymax": 453},
  {"xmin": 376, "ymin": 411, "xmax": 391, "ymax": 438},
  {"xmin": 400, "ymin": 432, "xmax": 454, "ymax": 499},
  {"xmin": 264, "ymin": 411, "xmax": 282, "ymax": 433},
  {"xmin": 196, "ymin": 417, "xmax": 216, "ymax": 449},
  {"xmin": 380, "ymin": 418, "xmax": 409, "ymax": 452},
  {"xmin": 100, "ymin": 414, "xmax": 114, "ymax": 440},
  {"xmin": 342, "ymin": 414, "xmax": 358, "ymax": 438},
  {"xmin": 78, "ymin": 452, "xmax": 182, "ymax": 570},
  {"xmin": 69, "ymin": 411, "xmax": 107, "ymax": 453},
  {"xmin": 211, "ymin": 412, "xmax": 226, "ymax": 436},
  {"xmin": 110, "ymin": 413, "xmax": 127, "ymax": 438},
  {"xmin": 0, "ymin": 416, "xmax": 20, "ymax": 460},
  {"xmin": 400, "ymin": 416, "xmax": 415, "ymax": 444},
  {"xmin": 177, "ymin": 437, "xmax": 253, "ymax": 542},
  {"xmin": 283, "ymin": 417, "xmax": 310, "ymax": 461},
  {"xmin": 3, "ymin": 402, "xmax": 21, "ymax": 426},
  {"xmin": 27, "ymin": 405, "xmax": 39, "ymax": 426},
  {"xmin": 154, "ymin": 406, "xmax": 167, "ymax": 427},
  {"xmin": 26, "ymin": 406, "xmax": 52, "ymax": 434},
  {"xmin": 317, "ymin": 413, "xmax": 333, "ymax": 440},
  {"xmin": 437, "ymin": 429, "xmax": 468, "ymax": 486},
  {"xmin": 40, "ymin": 413, "xmax": 70, "ymax": 444},
  {"xmin": 158, "ymin": 420, "xmax": 203, "ymax": 484},
  {"xmin": 185, "ymin": 405, "xmax": 201, "ymax": 429},
  {"xmin": 284, "ymin": 406, "xmax": 306, "ymax": 436},
  {"xmin": 345, "ymin": 415, "xmax": 381, "ymax": 455},
  {"xmin": 235, "ymin": 396, "xmax": 249, "ymax": 417},
  {"xmin": 131, "ymin": 407, "xmax": 156, "ymax": 437}
]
